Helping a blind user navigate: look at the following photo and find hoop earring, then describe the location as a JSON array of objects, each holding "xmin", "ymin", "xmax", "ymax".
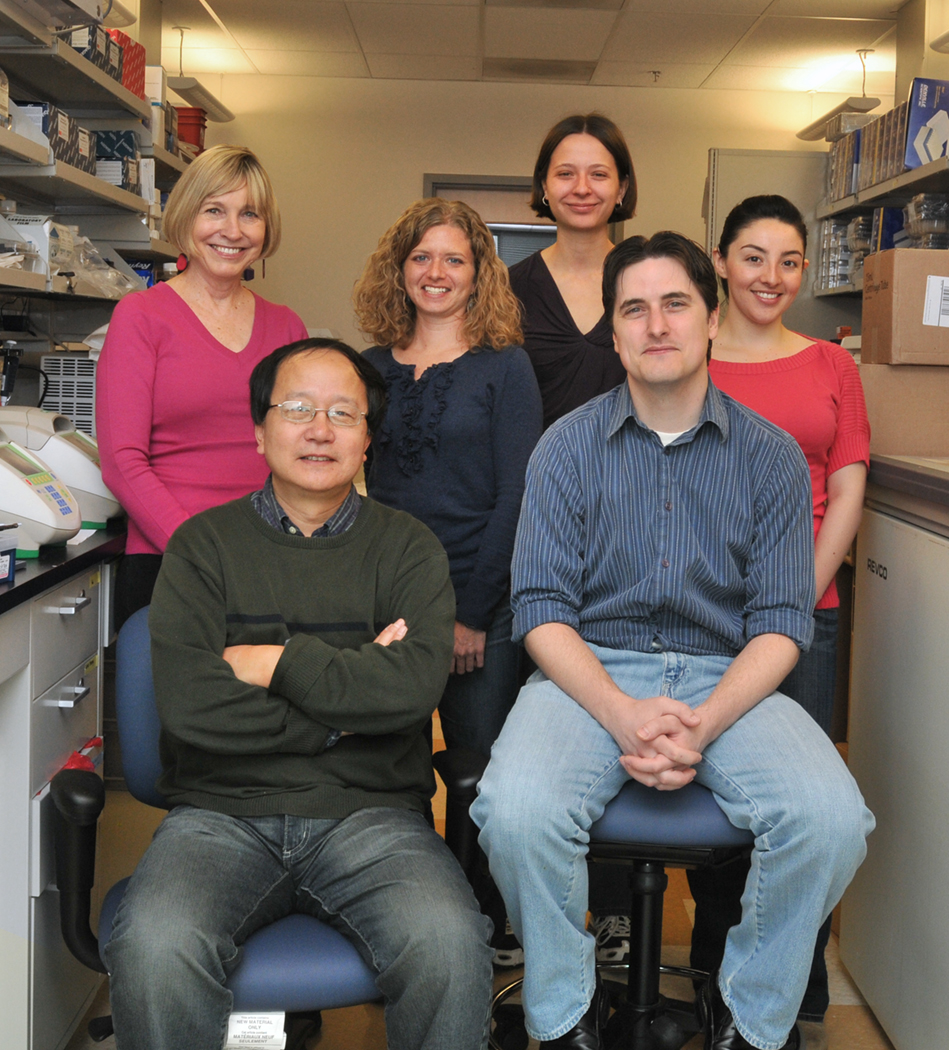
[
  {"xmin": 542, "ymin": 194, "xmax": 549, "ymax": 207},
  {"xmin": 176, "ymin": 253, "xmax": 188, "ymax": 273}
]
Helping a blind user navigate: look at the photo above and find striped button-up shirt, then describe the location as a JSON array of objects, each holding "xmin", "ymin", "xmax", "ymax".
[{"xmin": 511, "ymin": 379, "xmax": 815, "ymax": 658}]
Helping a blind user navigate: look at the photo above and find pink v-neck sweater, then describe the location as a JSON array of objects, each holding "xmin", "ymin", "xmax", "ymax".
[{"xmin": 96, "ymin": 282, "xmax": 307, "ymax": 555}]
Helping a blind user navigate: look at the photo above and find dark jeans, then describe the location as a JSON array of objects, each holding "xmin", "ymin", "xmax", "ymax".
[
  {"xmin": 106, "ymin": 805, "xmax": 493, "ymax": 1050},
  {"xmin": 688, "ymin": 608, "xmax": 839, "ymax": 1022},
  {"xmin": 439, "ymin": 598, "xmax": 520, "ymax": 758}
]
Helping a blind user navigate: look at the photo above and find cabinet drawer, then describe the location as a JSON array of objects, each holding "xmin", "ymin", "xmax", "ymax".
[
  {"xmin": 0, "ymin": 603, "xmax": 29, "ymax": 686},
  {"xmin": 31, "ymin": 570, "xmax": 101, "ymax": 697},
  {"xmin": 31, "ymin": 656, "xmax": 99, "ymax": 798}
]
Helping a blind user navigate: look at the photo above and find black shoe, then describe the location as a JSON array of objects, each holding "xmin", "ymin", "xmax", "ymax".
[
  {"xmin": 539, "ymin": 977, "xmax": 609, "ymax": 1049},
  {"xmin": 703, "ymin": 972, "xmax": 800, "ymax": 1050}
]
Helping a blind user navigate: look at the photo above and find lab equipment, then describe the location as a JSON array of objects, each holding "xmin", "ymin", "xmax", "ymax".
[
  {"xmin": 0, "ymin": 406, "xmax": 119, "ymax": 527},
  {"xmin": 0, "ymin": 427, "xmax": 80, "ymax": 554}
]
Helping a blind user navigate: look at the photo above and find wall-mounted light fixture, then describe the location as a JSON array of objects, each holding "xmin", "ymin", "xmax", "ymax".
[{"xmin": 796, "ymin": 50, "xmax": 880, "ymax": 141}]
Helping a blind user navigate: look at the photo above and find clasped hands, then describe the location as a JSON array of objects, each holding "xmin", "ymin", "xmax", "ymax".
[{"xmin": 607, "ymin": 695, "xmax": 708, "ymax": 791}]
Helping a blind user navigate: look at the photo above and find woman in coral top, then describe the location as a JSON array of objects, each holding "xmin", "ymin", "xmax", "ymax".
[
  {"xmin": 696, "ymin": 193, "xmax": 870, "ymax": 1040},
  {"xmin": 96, "ymin": 145, "xmax": 307, "ymax": 628}
]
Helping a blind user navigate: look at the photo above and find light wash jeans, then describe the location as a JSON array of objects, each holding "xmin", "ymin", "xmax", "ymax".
[
  {"xmin": 105, "ymin": 805, "xmax": 493, "ymax": 1050},
  {"xmin": 471, "ymin": 645, "xmax": 874, "ymax": 1050}
]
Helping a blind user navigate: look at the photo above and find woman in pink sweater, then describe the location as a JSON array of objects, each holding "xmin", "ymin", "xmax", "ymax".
[
  {"xmin": 695, "ymin": 194, "xmax": 869, "ymax": 1040},
  {"xmin": 96, "ymin": 145, "xmax": 306, "ymax": 627}
]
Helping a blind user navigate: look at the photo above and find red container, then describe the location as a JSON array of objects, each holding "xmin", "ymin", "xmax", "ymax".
[
  {"xmin": 108, "ymin": 30, "xmax": 146, "ymax": 100},
  {"xmin": 175, "ymin": 107, "xmax": 207, "ymax": 153}
]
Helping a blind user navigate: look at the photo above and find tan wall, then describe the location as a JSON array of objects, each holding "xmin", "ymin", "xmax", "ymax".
[{"xmin": 201, "ymin": 76, "xmax": 890, "ymax": 348}]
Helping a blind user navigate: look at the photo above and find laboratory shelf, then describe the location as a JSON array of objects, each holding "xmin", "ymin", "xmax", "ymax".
[
  {"xmin": 817, "ymin": 157, "xmax": 949, "ymax": 219},
  {"xmin": 0, "ymin": 38, "xmax": 150, "ymax": 121},
  {"xmin": 141, "ymin": 143, "xmax": 189, "ymax": 188},
  {"xmin": 0, "ymin": 267, "xmax": 47, "ymax": 294},
  {"xmin": 0, "ymin": 123, "xmax": 49, "ymax": 167},
  {"xmin": 0, "ymin": 158, "xmax": 147, "ymax": 214},
  {"xmin": 814, "ymin": 283, "xmax": 862, "ymax": 297}
]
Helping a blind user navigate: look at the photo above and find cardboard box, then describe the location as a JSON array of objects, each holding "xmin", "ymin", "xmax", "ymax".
[
  {"xmin": 862, "ymin": 249, "xmax": 949, "ymax": 365},
  {"xmin": 859, "ymin": 362, "xmax": 949, "ymax": 455},
  {"xmin": 15, "ymin": 102, "xmax": 71, "ymax": 164}
]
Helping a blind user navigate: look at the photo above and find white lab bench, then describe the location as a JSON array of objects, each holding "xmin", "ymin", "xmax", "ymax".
[{"xmin": 0, "ymin": 531, "xmax": 122, "ymax": 1050}]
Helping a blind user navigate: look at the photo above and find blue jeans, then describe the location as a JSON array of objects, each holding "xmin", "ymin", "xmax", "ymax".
[
  {"xmin": 689, "ymin": 608, "xmax": 841, "ymax": 1022},
  {"xmin": 439, "ymin": 599, "xmax": 520, "ymax": 757},
  {"xmin": 471, "ymin": 645, "xmax": 874, "ymax": 1049},
  {"xmin": 105, "ymin": 805, "xmax": 493, "ymax": 1050}
]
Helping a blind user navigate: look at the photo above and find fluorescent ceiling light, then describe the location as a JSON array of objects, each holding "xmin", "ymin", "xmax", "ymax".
[
  {"xmin": 796, "ymin": 96, "xmax": 880, "ymax": 141},
  {"xmin": 167, "ymin": 76, "xmax": 234, "ymax": 122}
]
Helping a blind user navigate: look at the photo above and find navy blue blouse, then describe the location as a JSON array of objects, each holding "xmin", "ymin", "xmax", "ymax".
[{"xmin": 364, "ymin": 345, "xmax": 542, "ymax": 631}]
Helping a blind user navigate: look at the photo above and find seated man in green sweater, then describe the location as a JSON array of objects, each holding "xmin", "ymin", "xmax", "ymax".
[{"xmin": 104, "ymin": 337, "xmax": 493, "ymax": 1050}]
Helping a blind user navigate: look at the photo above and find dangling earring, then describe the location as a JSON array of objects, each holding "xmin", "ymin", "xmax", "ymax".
[
  {"xmin": 467, "ymin": 294, "xmax": 476, "ymax": 312},
  {"xmin": 243, "ymin": 268, "xmax": 255, "ymax": 281},
  {"xmin": 176, "ymin": 253, "xmax": 188, "ymax": 273}
]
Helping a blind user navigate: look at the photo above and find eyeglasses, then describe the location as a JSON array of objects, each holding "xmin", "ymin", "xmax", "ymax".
[{"xmin": 268, "ymin": 401, "xmax": 367, "ymax": 427}]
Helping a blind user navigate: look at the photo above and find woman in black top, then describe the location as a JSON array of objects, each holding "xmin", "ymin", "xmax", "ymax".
[{"xmin": 509, "ymin": 113, "xmax": 637, "ymax": 429}]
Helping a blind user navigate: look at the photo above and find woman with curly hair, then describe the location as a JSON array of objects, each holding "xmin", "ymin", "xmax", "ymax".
[{"xmin": 354, "ymin": 198, "xmax": 542, "ymax": 757}]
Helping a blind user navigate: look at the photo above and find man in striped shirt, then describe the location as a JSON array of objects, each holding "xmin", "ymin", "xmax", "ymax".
[{"xmin": 473, "ymin": 233, "xmax": 873, "ymax": 1050}]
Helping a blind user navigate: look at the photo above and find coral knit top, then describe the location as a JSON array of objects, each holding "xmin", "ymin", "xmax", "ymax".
[{"xmin": 709, "ymin": 339, "xmax": 870, "ymax": 610}]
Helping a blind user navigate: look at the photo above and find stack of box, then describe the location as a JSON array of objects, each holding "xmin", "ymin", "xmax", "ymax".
[
  {"xmin": 70, "ymin": 26, "xmax": 110, "ymax": 72},
  {"xmin": 107, "ymin": 29, "xmax": 146, "ymax": 99},
  {"xmin": 857, "ymin": 103, "xmax": 909, "ymax": 190},
  {"xmin": 95, "ymin": 129, "xmax": 141, "ymax": 193},
  {"xmin": 817, "ymin": 218, "xmax": 854, "ymax": 290},
  {"xmin": 14, "ymin": 102, "xmax": 96, "ymax": 174}
]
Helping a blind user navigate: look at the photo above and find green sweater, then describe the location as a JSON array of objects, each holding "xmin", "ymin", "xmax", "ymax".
[{"xmin": 149, "ymin": 495, "xmax": 455, "ymax": 818}]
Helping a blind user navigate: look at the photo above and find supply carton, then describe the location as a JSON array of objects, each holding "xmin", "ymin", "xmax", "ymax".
[
  {"xmin": 905, "ymin": 77, "xmax": 949, "ymax": 169},
  {"xmin": 862, "ymin": 249, "xmax": 949, "ymax": 365},
  {"xmin": 858, "ymin": 362, "xmax": 949, "ymax": 455}
]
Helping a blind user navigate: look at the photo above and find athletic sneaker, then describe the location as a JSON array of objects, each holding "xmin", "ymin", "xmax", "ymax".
[
  {"xmin": 591, "ymin": 913, "xmax": 630, "ymax": 965},
  {"xmin": 492, "ymin": 918, "xmax": 525, "ymax": 968}
]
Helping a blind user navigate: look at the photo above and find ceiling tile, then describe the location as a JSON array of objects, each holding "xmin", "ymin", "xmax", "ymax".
[
  {"xmin": 487, "ymin": 0, "xmax": 623, "ymax": 8},
  {"xmin": 769, "ymin": 0, "xmax": 903, "ymax": 16},
  {"xmin": 347, "ymin": 3, "xmax": 480, "ymax": 55},
  {"xmin": 484, "ymin": 8, "xmax": 618, "ymax": 61},
  {"xmin": 242, "ymin": 50, "xmax": 371, "ymax": 76},
  {"xmin": 213, "ymin": 1, "xmax": 358, "ymax": 52},
  {"xmin": 366, "ymin": 54, "xmax": 482, "ymax": 78},
  {"xmin": 623, "ymin": 0, "xmax": 769, "ymax": 11},
  {"xmin": 160, "ymin": 46, "xmax": 257, "ymax": 75},
  {"xmin": 591, "ymin": 61, "xmax": 714, "ymax": 88},
  {"xmin": 602, "ymin": 12, "xmax": 756, "ymax": 63},
  {"xmin": 702, "ymin": 64, "xmax": 828, "ymax": 91},
  {"xmin": 728, "ymin": 17, "xmax": 895, "ymax": 68},
  {"xmin": 482, "ymin": 57, "xmax": 596, "ymax": 81},
  {"xmin": 348, "ymin": 0, "xmax": 478, "ymax": 5}
]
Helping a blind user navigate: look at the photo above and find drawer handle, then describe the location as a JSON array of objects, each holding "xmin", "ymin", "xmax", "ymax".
[
  {"xmin": 48, "ymin": 685, "xmax": 90, "ymax": 709},
  {"xmin": 45, "ymin": 594, "xmax": 92, "ymax": 615}
]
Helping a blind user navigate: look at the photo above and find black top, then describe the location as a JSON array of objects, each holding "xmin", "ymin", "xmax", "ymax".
[{"xmin": 509, "ymin": 250, "xmax": 627, "ymax": 430}]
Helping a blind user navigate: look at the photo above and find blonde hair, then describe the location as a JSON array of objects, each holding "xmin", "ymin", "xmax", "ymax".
[
  {"xmin": 353, "ymin": 198, "xmax": 523, "ymax": 351},
  {"xmin": 163, "ymin": 144, "xmax": 282, "ymax": 259}
]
